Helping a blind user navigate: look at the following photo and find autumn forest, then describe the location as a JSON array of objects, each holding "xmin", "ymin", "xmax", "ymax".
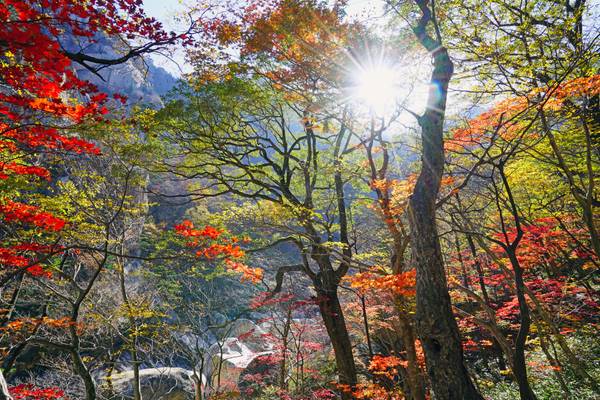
[{"xmin": 1, "ymin": 0, "xmax": 599, "ymax": 399}]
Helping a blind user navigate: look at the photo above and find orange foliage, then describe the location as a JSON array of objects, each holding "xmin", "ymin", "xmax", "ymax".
[
  {"xmin": 226, "ymin": 260, "xmax": 264, "ymax": 283},
  {"xmin": 446, "ymin": 75, "xmax": 600, "ymax": 150},
  {"xmin": 174, "ymin": 220, "xmax": 222, "ymax": 239},
  {"xmin": 346, "ymin": 269, "xmax": 416, "ymax": 296},
  {"xmin": 2, "ymin": 317, "xmax": 81, "ymax": 334},
  {"xmin": 193, "ymin": 0, "xmax": 358, "ymax": 92},
  {"xmin": 338, "ymin": 383, "xmax": 404, "ymax": 400},
  {"xmin": 369, "ymin": 354, "xmax": 408, "ymax": 379}
]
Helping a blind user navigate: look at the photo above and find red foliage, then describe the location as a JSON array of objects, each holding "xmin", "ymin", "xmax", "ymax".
[
  {"xmin": 9, "ymin": 384, "xmax": 65, "ymax": 400},
  {"xmin": 454, "ymin": 219, "xmax": 599, "ymax": 352},
  {"xmin": 0, "ymin": 242, "xmax": 62, "ymax": 278},
  {"xmin": 249, "ymin": 292, "xmax": 296, "ymax": 309},
  {"xmin": 0, "ymin": 163, "xmax": 50, "ymax": 181},
  {"xmin": 311, "ymin": 388, "xmax": 337, "ymax": 399},
  {"xmin": 174, "ymin": 220, "xmax": 263, "ymax": 283},
  {"xmin": 0, "ymin": 201, "xmax": 66, "ymax": 231},
  {"xmin": 1, "ymin": 0, "xmax": 192, "ymax": 181},
  {"xmin": 174, "ymin": 220, "xmax": 222, "ymax": 239},
  {"xmin": 1, "ymin": 1, "xmax": 188, "ymax": 282},
  {"xmin": 491, "ymin": 217, "xmax": 598, "ymax": 270}
]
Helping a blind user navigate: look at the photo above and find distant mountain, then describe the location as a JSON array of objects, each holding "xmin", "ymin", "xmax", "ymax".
[{"xmin": 62, "ymin": 33, "xmax": 178, "ymax": 106}]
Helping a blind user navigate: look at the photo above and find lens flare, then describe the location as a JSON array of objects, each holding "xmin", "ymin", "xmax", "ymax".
[{"xmin": 352, "ymin": 64, "xmax": 399, "ymax": 114}]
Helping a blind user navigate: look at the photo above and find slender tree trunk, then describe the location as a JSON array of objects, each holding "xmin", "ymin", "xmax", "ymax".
[
  {"xmin": 131, "ymin": 348, "xmax": 142, "ymax": 400},
  {"xmin": 71, "ymin": 345, "xmax": 97, "ymax": 400},
  {"xmin": 465, "ymin": 234, "xmax": 507, "ymax": 371},
  {"xmin": 471, "ymin": 231, "xmax": 600, "ymax": 392},
  {"xmin": 105, "ymin": 351, "xmax": 117, "ymax": 399},
  {"xmin": 507, "ymin": 252, "xmax": 538, "ymax": 400},
  {"xmin": 360, "ymin": 294, "xmax": 374, "ymax": 358},
  {"xmin": 71, "ymin": 301, "xmax": 98, "ymax": 400},
  {"xmin": 539, "ymin": 335, "xmax": 570, "ymax": 398},
  {"xmin": 541, "ymin": 112, "xmax": 600, "ymax": 259},
  {"xmin": 406, "ymin": 1, "xmax": 482, "ymax": 399},
  {"xmin": 118, "ymin": 259, "xmax": 142, "ymax": 400},
  {"xmin": 279, "ymin": 307, "xmax": 292, "ymax": 390},
  {"xmin": 494, "ymin": 163, "xmax": 538, "ymax": 400},
  {"xmin": 0, "ymin": 369, "xmax": 12, "ymax": 400},
  {"xmin": 454, "ymin": 234, "xmax": 470, "ymax": 288},
  {"xmin": 393, "ymin": 296, "xmax": 426, "ymax": 400},
  {"xmin": 217, "ymin": 344, "xmax": 224, "ymax": 391},
  {"xmin": 193, "ymin": 372, "xmax": 202, "ymax": 400}
]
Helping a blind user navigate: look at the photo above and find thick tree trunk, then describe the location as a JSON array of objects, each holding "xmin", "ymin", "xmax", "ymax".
[
  {"xmin": 407, "ymin": 2, "xmax": 482, "ymax": 398},
  {"xmin": 409, "ymin": 192, "xmax": 481, "ymax": 400},
  {"xmin": 315, "ymin": 283, "xmax": 357, "ymax": 399}
]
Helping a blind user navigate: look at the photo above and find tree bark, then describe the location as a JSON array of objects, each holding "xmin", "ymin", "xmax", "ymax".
[
  {"xmin": 507, "ymin": 253, "xmax": 538, "ymax": 400},
  {"xmin": 71, "ymin": 345, "xmax": 97, "ymax": 400},
  {"xmin": 314, "ymin": 267, "xmax": 357, "ymax": 399},
  {"xmin": 393, "ymin": 296, "xmax": 426, "ymax": 400},
  {"xmin": 407, "ymin": 1, "xmax": 482, "ymax": 399},
  {"xmin": 0, "ymin": 369, "xmax": 11, "ymax": 400}
]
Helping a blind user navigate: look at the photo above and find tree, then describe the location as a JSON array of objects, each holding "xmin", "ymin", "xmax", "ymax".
[
  {"xmin": 1, "ymin": 2, "xmax": 191, "ymax": 398},
  {"xmin": 385, "ymin": 1, "xmax": 484, "ymax": 398},
  {"xmin": 153, "ymin": 75, "xmax": 364, "ymax": 395}
]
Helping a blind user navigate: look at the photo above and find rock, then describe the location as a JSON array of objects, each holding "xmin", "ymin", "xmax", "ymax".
[
  {"xmin": 108, "ymin": 367, "xmax": 199, "ymax": 399},
  {"xmin": 237, "ymin": 355, "xmax": 280, "ymax": 394}
]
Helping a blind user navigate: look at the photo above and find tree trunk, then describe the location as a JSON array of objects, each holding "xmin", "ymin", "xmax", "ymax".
[
  {"xmin": 507, "ymin": 253, "xmax": 538, "ymax": 400},
  {"xmin": 0, "ymin": 369, "xmax": 11, "ymax": 400},
  {"xmin": 71, "ymin": 347, "xmax": 97, "ymax": 400},
  {"xmin": 465, "ymin": 233, "xmax": 507, "ymax": 371},
  {"xmin": 193, "ymin": 372, "xmax": 202, "ymax": 400},
  {"xmin": 409, "ymin": 192, "xmax": 481, "ymax": 399},
  {"xmin": 279, "ymin": 307, "xmax": 292, "ymax": 390},
  {"xmin": 131, "ymin": 350, "xmax": 142, "ymax": 400},
  {"xmin": 315, "ymin": 282, "xmax": 357, "ymax": 399},
  {"xmin": 539, "ymin": 335, "xmax": 570, "ymax": 398},
  {"xmin": 407, "ymin": 2, "xmax": 482, "ymax": 398},
  {"xmin": 118, "ymin": 258, "xmax": 142, "ymax": 400},
  {"xmin": 393, "ymin": 296, "xmax": 426, "ymax": 400}
]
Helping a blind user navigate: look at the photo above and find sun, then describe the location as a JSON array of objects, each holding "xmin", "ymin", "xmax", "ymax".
[
  {"xmin": 351, "ymin": 63, "xmax": 400, "ymax": 115},
  {"xmin": 345, "ymin": 49, "xmax": 431, "ymax": 120}
]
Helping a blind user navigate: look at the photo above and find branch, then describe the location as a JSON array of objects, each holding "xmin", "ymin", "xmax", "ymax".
[{"xmin": 268, "ymin": 264, "xmax": 305, "ymax": 297}]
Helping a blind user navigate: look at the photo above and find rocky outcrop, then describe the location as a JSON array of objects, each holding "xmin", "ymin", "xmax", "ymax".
[
  {"xmin": 104, "ymin": 318, "xmax": 276, "ymax": 399},
  {"xmin": 62, "ymin": 33, "xmax": 177, "ymax": 107}
]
